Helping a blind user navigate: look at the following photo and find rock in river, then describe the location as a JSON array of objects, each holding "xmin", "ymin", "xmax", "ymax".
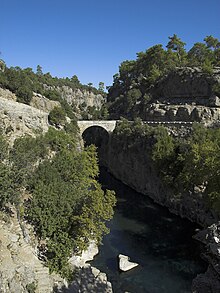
[{"xmin": 118, "ymin": 254, "xmax": 139, "ymax": 272}]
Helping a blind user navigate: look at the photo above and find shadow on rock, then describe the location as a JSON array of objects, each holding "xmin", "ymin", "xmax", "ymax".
[{"xmin": 53, "ymin": 264, "xmax": 112, "ymax": 293}]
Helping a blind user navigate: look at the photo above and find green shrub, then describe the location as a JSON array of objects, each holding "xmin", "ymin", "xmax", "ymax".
[{"xmin": 48, "ymin": 107, "xmax": 66, "ymax": 127}]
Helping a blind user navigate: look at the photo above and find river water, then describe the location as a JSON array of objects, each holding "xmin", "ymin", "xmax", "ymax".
[{"xmin": 91, "ymin": 167, "xmax": 207, "ymax": 293}]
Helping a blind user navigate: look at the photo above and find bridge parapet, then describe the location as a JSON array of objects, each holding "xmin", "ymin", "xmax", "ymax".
[
  {"xmin": 77, "ymin": 120, "xmax": 194, "ymax": 135},
  {"xmin": 143, "ymin": 121, "xmax": 194, "ymax": 126}
]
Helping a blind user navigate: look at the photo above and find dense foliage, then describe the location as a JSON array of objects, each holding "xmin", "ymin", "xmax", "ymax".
[
  {"xmin": 0, "ymin": 126, "xmax": 116, "ymax": 279},
  {"xmin": 107, "ymin": 35, "xmax": 220, "ymax": 119},
  {"xmin": 113, "ymin": 120, "xmax": 220, "ymax": 213}
]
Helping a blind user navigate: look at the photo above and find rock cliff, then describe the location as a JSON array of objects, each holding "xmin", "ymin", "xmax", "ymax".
[
  {"xmin": 152, "ymin": 67, "xmax": 220, "ymax": 102},
  {"xmin": 100, "ymin": 131, "xmax": 218, "ymax": 227},
  {"xmin": 0, "ymin": 95, "xmax": 49, "ymax": 144},
  {"xmin": 96, "ymin": 127, "xmax": 220, "ymax": 292},
  {"xmin": 43, "ymin": 84, "xmax": 106, "ymax": 110},
  {"xmin": 142, "ymin": 103, "xmax": 220, "ymax": 126},
  {"xmin": 0, "ymin": 211, "xmax": 65, "ymax": 293},
  {"xmin": 30, "ymin": 92, "xmax": 61, "ymax": 112},
  {"xmin": 143, "ymin": 67, "xmax": 220, "ymax": 125}
]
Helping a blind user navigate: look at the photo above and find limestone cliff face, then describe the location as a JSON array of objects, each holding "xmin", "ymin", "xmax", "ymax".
[
  {"xmin": 0, "ymin": 96, "xmax": 49, "ymax": 144},
  {"xmin": 0, "ymin": 88, "xmax": 17, "ymax": 101},
  {"xmin": 142, "ymin": 103, "xmax": 220, "ymax": 126},
  {"xmin": 0, "ymin": 211, "xmax": 65, "ymax": 293},
  {"xmin": 30, "ymin": 92, "xmax": 61, "ymax": 112},
  {"xmin": 0, "ymin": 211, "xmax": 113, "ymax": 293},
  {"xmin": 152, "ymin": 67, "xmax": 220, "ymax": 101},
  {"xmin": 43, "ymin": 85, "xmax": 106, "ymax": 110},
  {"xmin": 100, "ymin": 133, "xmax": 218, "ymax": 227},
  {"xmin": 143, "ymin": 67, "xmax": 220, "ymax": 125}
]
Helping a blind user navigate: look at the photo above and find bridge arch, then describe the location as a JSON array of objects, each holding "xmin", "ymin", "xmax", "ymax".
[
  {"xmin": 82, "ymin": 125, "xmax": 110, "ymax": 149},
  {"xmin": 77, "ymin": 120, "xmax": 117, "ymax": 136}
]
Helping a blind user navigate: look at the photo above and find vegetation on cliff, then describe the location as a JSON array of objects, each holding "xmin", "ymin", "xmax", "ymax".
[
  {"xmin": 113, "ymin": 120, "xmax": 220, "ymax": 214},
  {"xmin": 0, "ymin": 63, "xmax": 107, "ymax": 120},
  {"xmin": 107, "ymin": 35, "xmax": 220, "ymax": 119},
  {"xmin": 0, "ymin": 124, "xmax": 116, "ymax": 279}
]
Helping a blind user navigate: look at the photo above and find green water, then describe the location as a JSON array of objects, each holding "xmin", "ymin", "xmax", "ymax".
[{"xmin": 91, "ymin": 167, "xmax": 207, "ymax": 293}]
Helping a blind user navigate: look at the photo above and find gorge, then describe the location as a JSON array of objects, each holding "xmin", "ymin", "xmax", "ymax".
[
  {"xmin": 1, "ymin": 35, "xmax": 220, "ymax": 292},
  {"xmin": 82, "ymin": 120, "xmax": 220, "ymax": 293}
]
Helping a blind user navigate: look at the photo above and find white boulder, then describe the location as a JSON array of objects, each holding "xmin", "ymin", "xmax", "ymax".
[{"xmin": 118, "ymin": 254, "xmax": 139, "ymax": 272}]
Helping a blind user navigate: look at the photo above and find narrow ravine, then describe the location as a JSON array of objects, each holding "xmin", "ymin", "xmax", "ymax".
[{"xmin": 91, "ymin": 167, "xmax": 207, "ymax": 293}]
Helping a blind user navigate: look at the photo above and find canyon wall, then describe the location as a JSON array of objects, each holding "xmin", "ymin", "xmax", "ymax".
[{"xmin": 99, "ymin": 131, "xmax": 217, "ymax": 227}]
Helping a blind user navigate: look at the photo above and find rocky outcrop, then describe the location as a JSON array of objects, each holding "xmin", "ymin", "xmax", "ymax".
[
  {"xmin": 30, "ymin": 92, "xmax": 61, "ymax": 112},
  {"xmin": 0, "ymin": 88, "xmax": 17, "ymax": 101},
  {"xmin": 142, "ymin": 103, "xmax": 220, "ymax": 126},
  {"xmin": 0, "ymin": 211, "xmax": 65, "ymax": 293},
  {"xmin": 152, "ymin": 67, "xmax": 220, "ymax": 103},
  {"xmin": 43, "ymin": 85, "xmax": 106, "ymax": 110},
  {"xmin": 143, "ymin": 67, "xmax": 220, "ymax": 126},
  {"xmin": 0, "ymin": 96, "xmax": 49, "ymax": 144},
  {"xmin": 192, "ymin": 223, "xmax": 220, "ymax": 292},
  {"xmin": 69, "ymin": 241, "xmax": 99, "ymax": 268},
  {"xmin": 0, "ymin": 210, "xmax": 113, "ymax": 293},
  {"xmin": 66, "ymin": 264, "xmax": 113, "ymax": 293},
  {"xmin": 68, "ymin": 242, "xmax": 113, "ymax": 292}
]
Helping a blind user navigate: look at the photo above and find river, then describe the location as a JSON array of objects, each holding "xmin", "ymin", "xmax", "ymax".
[{"xmin": 91, "ymin": 167, "xmax": 207, "ymax": 293}]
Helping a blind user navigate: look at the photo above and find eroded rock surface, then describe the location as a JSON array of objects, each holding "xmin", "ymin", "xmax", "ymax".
[
  {"xmin": 30, "ymin": 92, "xmax": 61, "ymax": 112},
  {"xmin": 0, "ymin": 96, "xmax": 49, "ymax": 144},
  {"xmin": 142, "ymin": 103, "xmax": 220, "ymax": 126},
  {"xmin": 0, "ymin": 212, "xmax": 65, "ymax": 293},
  {"xmin": 43, "ymin": 85, "xmax": 106, "ymax": 111},
  {"xmin": 152, "ymin": 67, "xmax": 220, "ymax": 102}
]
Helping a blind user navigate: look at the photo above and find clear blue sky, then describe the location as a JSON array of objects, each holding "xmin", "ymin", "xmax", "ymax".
[{"xmin": 1, "ymin": 0, "xmax": 220, "ymax": 88}]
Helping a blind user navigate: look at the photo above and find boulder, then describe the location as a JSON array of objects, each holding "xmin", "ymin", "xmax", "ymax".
[
  {"xmin": 118, "ymin": 254, "xmax": 139, "ymax": 272},
  {"xmin": 69, "ymin": 240, "xmax": 99, "ymax": 268}
]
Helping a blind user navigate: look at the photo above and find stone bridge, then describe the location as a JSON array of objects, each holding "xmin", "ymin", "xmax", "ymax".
[
  {"xmin": 77, "ymin": 120, "xmax": 193, "ymax": 135},
  {"xmin": 77, "ymin": 120, "xmax": 117, "ymax": 135}
]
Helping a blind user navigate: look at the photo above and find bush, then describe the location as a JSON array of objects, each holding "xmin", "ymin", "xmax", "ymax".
[
  {"xmin": 16, "ymin": 86, "xmax": 33, "ymax": 104},
  {"xmin": 48, "ymin": 107, "xmax": 66, "ymax": 127}
]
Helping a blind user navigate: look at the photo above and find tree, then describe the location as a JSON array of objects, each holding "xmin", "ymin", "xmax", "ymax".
[
  {"xmin": 166, "ymin": 34, "xmax": 186, "ymax": 63},
  {"xmin": 71, "ymin": 75, "xmax": 80, "ymax": 86},
  {"xmin": 16, "ymin": 85, "xmax": 33, "ymax": 104},
  {"xmin": 48, "ymin": 107, "xmax": 66, "ymax": 127},
  {"xmin": 98, "ymin": 82, "xmax": 105, "ymax": 92},
  {"xmin": 187, "ymin": 42, "xmax": 212, "ymax": 66},
  {"xmin": 204, "ymin": 35, "xmax": 220, "ymax": 50},
  {"xmin": 26, "ymin": 141, "xmax": 116, "ymax": 278},
  {"xmin": 87, "ymin": 82, "xmax": 93, "ymax": 92},
  {"xmin": 0, "ymin": 59, "xmax": 5, "ymax": 72},
  {"xmin": 36, "ymin": 65, "xmax": 43, "ymax": 76}
]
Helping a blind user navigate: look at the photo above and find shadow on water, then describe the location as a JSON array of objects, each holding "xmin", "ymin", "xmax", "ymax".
[{"xmin": 91, "ymin": 167, "xmax": 207, "ymax": 293}]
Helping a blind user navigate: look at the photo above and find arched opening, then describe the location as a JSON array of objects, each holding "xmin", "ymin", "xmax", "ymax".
[
  {"xmin": 82, "ymin": 126, "xmax": 110, "ymax": 165},
  {"xmin": 82, "ymin": 126, "xmax": 109, "ymax": 147}
]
